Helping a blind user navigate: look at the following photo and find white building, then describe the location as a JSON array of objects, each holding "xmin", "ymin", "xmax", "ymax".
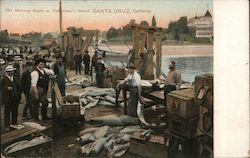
[{"xmin": 188, "ymin": 10, "xmax": 213, "ymax": 38}]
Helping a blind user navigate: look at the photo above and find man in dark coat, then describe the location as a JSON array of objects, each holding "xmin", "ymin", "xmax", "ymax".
[
  {"xmin": 83, "ymin": 50, "xmax": 90, "ymax": 75},
  {"xmin": 95, "ymin": 56, "xmax": 106, "ymax": 88},
  {"xmin": 2, "ymin": 65, "xmax": 21, "ymax": 129},
  {"xmin": 21, "ymin": 61, "xmax": 33, "ymax": 119},
  {"xmin": 53, "ymin": 55, "xmax": 66, "ymax": 96},
  {"xmin": 73, "ymin": 50, "xmax": 82, "ymax": 74}
]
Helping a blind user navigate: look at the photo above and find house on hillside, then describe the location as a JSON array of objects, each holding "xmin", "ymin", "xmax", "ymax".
[
  {"xmin": 188, "ymin": 10, "xmax": 213, "ymax": 38},
  {"xmin": 9, "ymin": 33, "xmax": 21, "ymax": 40}
]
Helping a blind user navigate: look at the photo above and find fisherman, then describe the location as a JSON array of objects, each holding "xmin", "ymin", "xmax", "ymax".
[
  {"xmin": 30, "ymin": 58, "xmax": 54, "ymax": 121},
  {"xmin": 95, "ymin": 56, "xmax": 106, "ymax": 88},
  {"xmin": 74, "ymin": 49, "xmax": 82, "ymax": 74},
  {"xmin": 118, "ymin": 63, "xmax": 142, "ymax": 117},
  {"xmin": 21, "ymin": 61, "xmax": 33, "ymax": 119},
  {"xmin": 164, "ymin": 61, "xmax": 181, "ymax": 98},
  {"xmin": 91, "ymin": 50, "xmax": 98, "ymax": 76},
  {"xmin": 2, "ymin": 65, "xmax": 21, "ymax": 130},
  {"xmin": 83, "ymin": 50, "xmax": 91, "ymax": 75},
  {"xmin": 138, "ymin": 47, "xmax": 147, "ymax": 77},
  {"xmin": 53, "ymin": 55, "xmax": 66, "ymax": 96},
  {"xmin": 127, "ymin": 49, "xmax": 135, "ymax": 66}
]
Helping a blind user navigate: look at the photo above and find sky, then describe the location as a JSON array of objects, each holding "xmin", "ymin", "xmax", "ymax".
[{"xmin": 0, "ymin": 0, "xmax": 213, "ymax": 34}]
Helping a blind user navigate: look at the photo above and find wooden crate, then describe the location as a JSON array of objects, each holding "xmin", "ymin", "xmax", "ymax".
[
  {"xmin": 55, "ymin": 83, "xmax": 83, "ymax": 120},
  {"xmin": 167, "ymin": 88, "xmax": 198, "ymax": 119},
  {"xmin": 129, "ymin": 132, "xmax": 167, "ymax": 158},
  {"xmin": 199, "ymin": 106, "xmax": 213, "ymax": 138},
  {"xmin": 4, "ymin": 134, "xmax": 52, "ymax": 157},
  {"xmin": 165, "ymin": 130, "xmax": 198, "ymax": 158},
  {"xmin": 197, "ymin": 135, "xmax": 213, "ymax": 158},
  {"xmin": 194, "ymin": 74, "xmax": 213, "ymax": 109},
  {"xmin": 168, "ymin": 115, "xmax": 198, "ymax": 139}
]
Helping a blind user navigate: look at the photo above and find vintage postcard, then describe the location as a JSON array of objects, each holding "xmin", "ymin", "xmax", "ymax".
[{"xmin": 0, "ymin": 0, "xmax": 248, "ymax": 157}]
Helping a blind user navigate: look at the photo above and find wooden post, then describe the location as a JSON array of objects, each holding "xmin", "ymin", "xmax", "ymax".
[
  {"xmin": 145, "ymin": 29, "xmax": 154, "ymax": 80},
  {"xmin": 139, "ymin": 30, "xmax": 146, "ymax": 56},
  {"xmin": 132, "ymin": 27, "xmax": 140, "ymax": 68},
  {"xmin": 155, "ymin": 30, "xmax": 162, "ymax": 79}
]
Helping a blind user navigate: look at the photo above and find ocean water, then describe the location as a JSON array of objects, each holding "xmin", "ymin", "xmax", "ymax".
[
  {"xmin": 100, "ymin": 45, "xmax": 213, "ymax": 83},
  {"xmin": 161, "ymin": 55, "xmax": 213, "ymax": 82}
]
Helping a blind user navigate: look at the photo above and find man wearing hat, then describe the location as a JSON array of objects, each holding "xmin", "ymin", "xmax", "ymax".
[
  {"xmin": 30, "ymin": 58, "xmax": 54, "ymax": 121},
  {"xmin": 1, "ymin": 65, "xmax": 21, "ymax": 129},
  {"xmin": 118, "ymin": 63, "xmax": 142, "ymax": 117},
  {"xmin": 73, "ymin": 49, "xmax": 82, "ymax": 74},
  {"xmin": 83, "ymin": 50, "xmax": 90, "ymax": 75},
  {"xmin": 21, "ymin": 61, "xmax": 33, "ymax": 119},
  {"xmin": 95, "ymin": 56, "xmax": 106, "ymax": 88},
  {"xmin": 53, "ymin": 55, "xmax": 66, "ymax": 96}
]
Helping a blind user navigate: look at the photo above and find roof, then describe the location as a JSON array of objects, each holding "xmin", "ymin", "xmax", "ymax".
[{"xmin": 204, "ymin": 10, "xmax": 212, "ymax": 17}]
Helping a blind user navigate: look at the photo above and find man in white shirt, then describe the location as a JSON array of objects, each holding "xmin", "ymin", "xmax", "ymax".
[
  {"xmin": 118, "ymin": 63, "xmax": 142, "ymax": 117},
  {"xmin": 30, "ymin": 58, "xmax": 54, "ymax": 121}
]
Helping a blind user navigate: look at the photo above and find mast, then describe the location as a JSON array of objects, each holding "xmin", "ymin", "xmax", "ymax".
[{"xmin": 59, "ymin": 0, "xmax": 63, "ymax": 50}]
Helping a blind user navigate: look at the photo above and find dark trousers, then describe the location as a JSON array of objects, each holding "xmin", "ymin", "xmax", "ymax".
[
  {"xmin": 164, "ymin": 85, "xmax": 176, "ymax": 103},
  {"xmin": 84, "ymin": 64, "xmax": 90, "ymax": 75},
  {"xmin": 75, "ymin": 63, "xmax": 81, "ymax": 74},
  {"xmin": 96, "ymin": 73, "xmax": 104, "ymax": 88},
  {"xmin": 57, "ymin": 82, "xmax": 66, "ymax": 96},
  {"xmin": 22, "ymin": 92, "xmax": 31, "ymax": 117},
  {"xmin": 4, "ymin": 101, "xmax": 18, "ymax": 127},
  {"xmin": 31, "ymin": 89, "xmax": 49, "ymax": 121},
  {"xmin": 127, "ymin": 87, "xmax": 139, "ymax": 117}
]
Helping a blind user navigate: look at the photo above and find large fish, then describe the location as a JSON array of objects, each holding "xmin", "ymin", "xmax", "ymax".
[
  {"xmin": 89, "ymin": 126, "xmax": 109, "ymax": 141},
  {"xmin": 104, "ymin": 138, "xmax": 116, "ymax": 151},
  {"xmin": 104, "ymin": 95, "xmax": 116, "ymax": 104},
  {"xmin": 98, "ymin": 100, "xmax": 115, "ymax": 107},
  {"xmin": 5, "ymin": 136, "xmax": 51, "ymax": 154},
  {"xmin": 80, "ymin": 135, "xmax": 112, "ymax": 156},
  {"xmin": 22, "ymin": 122, "xmax": 46, "ymax": 130},
  {"xmin": 78, "ymin": 133, "xmax": 93, "ymax": 145},
  {"xmin": 78, "ymin": 127, "xmax": 99, "ymax": 136},
  {"xmin": 119, "ymin": 127, "xmax": 145, "ymax": 134},
  {"xmin": 82, "ymin": 99, "xmax": 99, "ymax": 114},
  {"xmin": 83, "ymin": 87, "xmax": 116, "ymax": 97},
  {"xmin": 4, "ymin": 140, "xmax": 28, "ymax": 154},
  {"xmin": 115, "ymin": 134, "xmax": 131, "ymax": 144},
  {"xmin": 137, "ymin": 102, "xmax": 151, "ymax": 126},
  {"xmin": 87, "ymin": 114, "xmax": 140, "ymax": 126},
  {"xmin": 110, "ymin": 142, "xmax": 130, "ymax": 157}
]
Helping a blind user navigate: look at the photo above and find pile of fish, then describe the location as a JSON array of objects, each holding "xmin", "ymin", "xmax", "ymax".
[
  {"xmin": 77, "ymin": 125, "xmax": 147, "ymax": 157},
  {"xmin": 66, "ymin": 75, "xmax": 90, "ymax": 87},
  {"xmin": 4, "ymin": 136, "xmax": 51, "ymax": 155},
  {"xmin": 64, "ymin": 87, "xmax": 117, "ymax": 114}
]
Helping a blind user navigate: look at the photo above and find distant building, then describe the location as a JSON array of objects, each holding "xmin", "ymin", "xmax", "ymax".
[
  {"xmin": 43, "ymin": 38, "xmax": 58, "ymax": 46},
  {"xmin": 188, "ymin": 10, "xmax": 213, "ymax": 38},
  {"xmin": 9, "ymin": 33, "xmax": 21, "ymax": 40}
]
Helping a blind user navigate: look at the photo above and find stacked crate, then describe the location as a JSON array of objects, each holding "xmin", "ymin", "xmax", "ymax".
[
  {"xmin": 195, "ymin": 74, "xmax": 213, "ymax": 158},
  {"xmin": 165, "ymin": 88, "xmax": 199, "ymax": 157}
]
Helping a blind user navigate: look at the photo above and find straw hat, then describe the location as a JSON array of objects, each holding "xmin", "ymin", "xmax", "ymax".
[{"xmin": 5, "ymin": 65, "xmax": 16, "ymax": 72}]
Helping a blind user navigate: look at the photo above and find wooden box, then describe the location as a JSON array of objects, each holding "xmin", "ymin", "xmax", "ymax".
[
  {"xmin": 129, "ymin": 132, "xmax": 167, "ymax": 158},
  {"xmin": 167, "ymin": 88, "xmax": 198, "ymax": 119},
  {"xmin": 168, "ymin": 115, "xmax": 198, "ymax": 139},
  {"xmin": 165, "ymin": 130, "xmax": 198, "ymax": 158},
  {"xmin": 199, "ymin": 106, "xmax": 213, "ymax": 138},
  {"xmin": 194, "ymin": 74, "xmax": 213, "ymax": 109},
  {"xmin": 55, "ymin": 83, "xmax": 83, "ymax": 120}
]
